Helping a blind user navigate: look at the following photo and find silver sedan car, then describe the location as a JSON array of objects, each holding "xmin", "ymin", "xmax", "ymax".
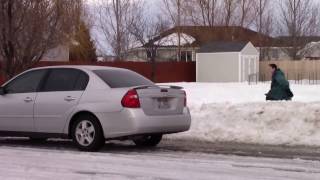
[{"xmin": 0, "ymin": 66, "xmax": 191, "ymax": 151}]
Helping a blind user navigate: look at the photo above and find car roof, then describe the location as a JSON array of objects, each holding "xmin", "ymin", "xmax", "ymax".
[{"xmin": 29, "ymin": 65, "xmax": 129, "ymax": 72}]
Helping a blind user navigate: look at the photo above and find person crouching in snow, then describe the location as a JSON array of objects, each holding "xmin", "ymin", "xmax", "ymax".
[{"xmin": 266, "ymin": 64, "xmax": 293, "ymax": 101}]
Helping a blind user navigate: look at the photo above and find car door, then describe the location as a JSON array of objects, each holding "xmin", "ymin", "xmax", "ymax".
[
  {"xmin": 0, "ymin": 69, "xmax": 47, "ymax": 132},
  {"xmin": 34, "ymin": 68, "xmax": 89, "ymax": 133}
]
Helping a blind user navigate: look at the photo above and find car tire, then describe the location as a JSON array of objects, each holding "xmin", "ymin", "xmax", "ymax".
[
  {"xmin": 71, "ymin": 114, "xmax": 104, "ymax": 151},
  {"xmin": 133, "ymin": 135, "xmax": 163, "ymax": 147}
]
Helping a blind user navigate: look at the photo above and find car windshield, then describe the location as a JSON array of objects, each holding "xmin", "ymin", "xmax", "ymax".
[{"xmin": 93, "ymin": 69, "xmax": 155, "ymax": 88}]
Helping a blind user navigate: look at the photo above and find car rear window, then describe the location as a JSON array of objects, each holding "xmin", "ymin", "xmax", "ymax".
[{"xmin": 93, "ymin": 69, "xmax": 154, "ymax": 88}]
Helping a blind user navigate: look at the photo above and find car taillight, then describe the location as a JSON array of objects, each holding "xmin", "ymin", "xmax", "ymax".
[
  {"xmin": 121, "ymin": 89, "xmax": 140, "ymax": 108},
  {"xmin": 183, "ymin": 91, "xmax": 187, "ymax": 107}
]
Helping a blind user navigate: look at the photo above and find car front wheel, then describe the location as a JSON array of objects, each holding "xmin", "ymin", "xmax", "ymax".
[
  {"xmin": 133, "ymin": 135, "xmax": 163, "ymax": 147},
  {"xmin": 71, "ymin": 114, "xmax": 104, "ymax": 151}
]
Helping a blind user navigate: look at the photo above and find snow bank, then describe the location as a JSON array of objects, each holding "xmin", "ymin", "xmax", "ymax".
[
  {"xmin": 161, "ymin": 82, "xmax": 320, "ymax": 146},
  {"xmin": 169, "ymin": 102, "xmax": 320, "ymax": 146}
]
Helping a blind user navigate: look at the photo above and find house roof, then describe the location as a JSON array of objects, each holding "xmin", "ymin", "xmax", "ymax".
[
  {"xmin": 199, "ymin": 41, "xmax": 248, "ymax": 53},
  {"xmin": 154, "ymin": 33, "xmax": 196, "ymax": 46},
  {"xmin": 144, "ymin": 26, "xmax": 320, "ymax": 49},
  {"xmin": 152, "ymin": 26, "xmax": 274, "ymax": 47},
  {"xmin": 298, "ymin": 41, "xmax": 320, "ymax": 57},
  {"xmin": 274, "ymin": 36, "xmax": 320, "ymax": 47}
]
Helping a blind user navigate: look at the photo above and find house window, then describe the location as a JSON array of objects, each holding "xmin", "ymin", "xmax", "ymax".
[
  {"xmin": 272, "ymin": 49, "xmax": 279, "ymax": 59},
  {"xmin": 146, "ymin": 49, "xmax": 157, "ymax": 60},
  {"xmin": 180, "ymin": 51, "xmax": 193, "ymax": 62}
]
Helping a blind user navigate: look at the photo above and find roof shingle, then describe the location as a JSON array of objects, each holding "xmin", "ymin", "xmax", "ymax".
[{"xmin": 199, "ymin": 41, "xmax": 248, "ymax": 53}]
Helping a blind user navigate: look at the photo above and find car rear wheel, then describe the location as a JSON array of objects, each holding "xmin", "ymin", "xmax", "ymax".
[
  {"xmin": 133, "ymin": 135, "xmax": 163, "ymax": 147},
  {"xmin": 71, "ymin": 114, "xmax": 104, "ymax": 151}
]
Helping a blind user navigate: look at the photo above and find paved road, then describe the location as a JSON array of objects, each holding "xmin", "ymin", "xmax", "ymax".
[{"xmin": 0, "ymin": 138, "xmax": 319, "ymax": 180}]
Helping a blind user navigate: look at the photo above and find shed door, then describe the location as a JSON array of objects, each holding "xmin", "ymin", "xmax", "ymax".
[
  {"xmin": 241, "ymin": 56, "xmax": 249, "ymax": 81},
  {"xmin": 241, "ymin": 55, "xmax": 257, "ymax": 82}
]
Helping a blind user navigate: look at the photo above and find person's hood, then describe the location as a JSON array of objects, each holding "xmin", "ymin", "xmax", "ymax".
[{"xmin": 274, "ymin": 68, "xmax": 284, "ymax": 76}]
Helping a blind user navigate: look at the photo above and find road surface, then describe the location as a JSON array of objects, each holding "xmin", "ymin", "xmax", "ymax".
[{"xmin": 0, "ymin": 138, "xmax": 319, "ymax": 180}]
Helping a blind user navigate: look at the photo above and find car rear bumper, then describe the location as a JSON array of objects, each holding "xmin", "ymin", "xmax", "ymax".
[{"xmin": 96, "ymin": 107, "xmax": 191, "ymax": 139}]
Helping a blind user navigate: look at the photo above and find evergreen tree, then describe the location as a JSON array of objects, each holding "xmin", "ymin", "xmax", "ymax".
[{"xmin": 70, "ymin": 21, "xmax": 97, "ymax": 62}]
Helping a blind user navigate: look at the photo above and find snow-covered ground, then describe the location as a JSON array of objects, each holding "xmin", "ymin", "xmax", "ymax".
[
  {"xmin": 162, "ymin": 82, "xmax": 320, "ymax": 146},
  {"xmin": 0, "ymin": 145, "xmax": 319, "ymax": 180}
]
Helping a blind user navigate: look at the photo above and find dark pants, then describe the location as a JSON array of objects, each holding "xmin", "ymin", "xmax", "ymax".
[{"xmin": 266, "ymin": 96, "xmax": 292, "ymax": 101}]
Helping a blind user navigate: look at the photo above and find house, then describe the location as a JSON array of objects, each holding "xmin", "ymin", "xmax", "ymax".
[
  {"xmin": 127, "ymin": 26, "xmax": 272, "ymax": 62},
  {"xmin": 0, "ymin": 45, "xmax": 69, "ymax": 65},
  {"xmin": 40, "ymin": 45, "xmax": 69, "ymax": 62},
  {"xmin": 258, "ymin": 47, "xmax": 291, "ymax": 61},
  {"xmin": 127, "ymin": 26, "xmax": 320, "ymax": 62},
  {"xmin": 127, "ymin": 32, "xmax": 198, "ymax": 62},
  {"xmin": 196, "ymin": 41, "xmax": 259, "ymax": 82},
  {"xmin": 298, "ymin": 41, "xmax": 320, "ymax": 60},
  {"xmin": 260, "ymin": 36, "xmax": 320, "ymax": 60}
]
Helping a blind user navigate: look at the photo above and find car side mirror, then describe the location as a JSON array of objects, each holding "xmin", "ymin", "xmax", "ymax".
[{"xmin": 0, "ymin": 87, "xmax": 6, "ymax": 95}]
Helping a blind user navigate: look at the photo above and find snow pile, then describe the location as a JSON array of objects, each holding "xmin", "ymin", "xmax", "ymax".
[
  {"xmin": 170, "ymin": 102, "xmax": 320, "ymax": 146},
  {"xmin": 162, "ymin": 82, "xmax": 320, "ymax": 146}
]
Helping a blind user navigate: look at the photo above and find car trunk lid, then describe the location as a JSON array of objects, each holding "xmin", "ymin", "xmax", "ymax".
[{"xmin": 135, "ymin": 85, "xmax": 185, "ymax": 116}]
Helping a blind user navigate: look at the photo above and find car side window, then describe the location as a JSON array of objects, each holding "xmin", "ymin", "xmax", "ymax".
[
  {"xmin": 74, "ymin": 71, "xmax": 89, "ymax": 91},
  {"xmin": 41, "ymin": 69, "xmax": 88, "ymax": 92},
  {"xmin": 5, "ymin": 70, "xmax": 47, "ymax": 94}
]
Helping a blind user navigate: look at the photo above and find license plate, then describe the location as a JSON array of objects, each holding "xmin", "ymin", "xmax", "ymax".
[{"xmin": 158, "ymin": 98, "xmax": 170, "ymax": 109}]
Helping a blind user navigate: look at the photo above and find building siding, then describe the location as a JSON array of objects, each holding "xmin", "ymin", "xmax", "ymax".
[{"xmin": 196, "ymin": 52, "xmax": 240, "ymax": 82}]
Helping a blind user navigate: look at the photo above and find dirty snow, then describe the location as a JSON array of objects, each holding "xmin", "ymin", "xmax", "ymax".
[
  {"xmin": 0, "ymin": 145, "xmax": 319, "ymax": 180},
  {"xmin": 162, "ymin": 82, "xmax": 320, "ymax": 146}
]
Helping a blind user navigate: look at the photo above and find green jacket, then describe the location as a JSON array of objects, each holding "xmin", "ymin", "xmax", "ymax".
[{"xmin": 267, "ymin": 69, "xmax": 293, "ymax": 100}]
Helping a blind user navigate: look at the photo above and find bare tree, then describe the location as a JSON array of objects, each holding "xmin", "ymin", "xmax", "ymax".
[
  {"xmin": 237, "ymin": 0, "xmax": 255, "ymax": 28},
  {"xmin": 162, "ymin": 0, "xmax": 185, "ymax": 61},
  {"xmin": 279, "ymin": 0, "xmax": 320, "ymax": 60},
  {"xmin": 186, "ymin": 0, "xmax": 255, "ymax": 27},
  {"xmin": 254, "ymin": 0, "xmax": 269, "ymax": 34},
  {"xmin": 184, "ymin": 0, "xmax": 221, "ymax": 27},
  {"xmin": 129, "ymin": 14, "xmax": 169, "ymax": 81},
  {"xmin": 97, "ymin": 0, "xmax": 141, "ymax": 61},
  {"xmin": 0, "ymin": 0, "xmax": 82, "ymax": 78},
  {"xmin": 252, "ymin": 0, "xmax": 273, "ymax": 60},
  {"xmin": 259, "ymin": 11, "xmax": 274, "ymax": 60},
  {"xmin": 222, "ymin": 0, "xmax": 238, "ymax": 26}
]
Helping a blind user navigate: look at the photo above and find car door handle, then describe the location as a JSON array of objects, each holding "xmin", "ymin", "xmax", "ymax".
[
  {"xmin": 64, "ymin": 96, "xmax": 76, "ymax": 102},
  {"xmin": 24, "ymin": 97, "xmax": 33, "ymax": 103}
]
